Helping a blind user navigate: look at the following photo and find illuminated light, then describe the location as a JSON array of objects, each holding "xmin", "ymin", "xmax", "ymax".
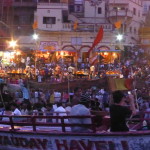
[
  {"xmin": 116, "ymin": 34, "xmax": 123, "ymax": 41},
  {"xmin": 4, "ymin": 52, "xmax": 10, "ymax": 58},
  {"xmin": 16, "ymin": 51, "xmax": 21, "ymax": 55},
  {"xmin": 0, "ymin": 52, "xmax": 3, "ymax": 56},
  {"xmin": 60, "ymin": 51, "xmax": 64, "ymax": 56},
  {"xmin": 112, "ymin": 53, "xmax": 116, "ymax": 57},
  {"xmin": 104, "ymin": 52, "xmax": 108, "ymax": 55},
  {"xmin": 32, "ymin": 33, "xmax": 39, "ymax": 40},
  {"xmin": 8, "ymin": 40, "xmax": 17, "ymax": 49},
  {"xmin": 10, "ymin": 55, "xmax": 14, "ymax": 59}
]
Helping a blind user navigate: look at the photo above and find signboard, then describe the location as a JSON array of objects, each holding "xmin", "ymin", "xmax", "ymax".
[
  {"xmin": 39, "ymin": 41, "xmax": 59, "ymax": 52},
  {"xmin": 0, "ymin": 132, "xmax": 150, "ymax": 150}
]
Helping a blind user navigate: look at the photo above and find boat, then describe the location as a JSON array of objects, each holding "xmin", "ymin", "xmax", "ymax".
[{"xmin": 0, "ymin": 114, "xmax": 149, "ymax": 150}]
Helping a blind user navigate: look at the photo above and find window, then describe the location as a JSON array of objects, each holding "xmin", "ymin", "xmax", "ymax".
[
  {"xmin": 121, "ymin": 7, "xmax": 125, "ymax": 10},
  {"xmin": 71, "ymin": 37, "xmax": 82, "ymax": 45},
  {"xmin": 43, "ymin": 17, "xmax": 56, "ymax": 24},
  {"xmin": 133, "ymin": 8, "xmax": 136, "ymax": 15},
  {"xmin": 144, "ymin": 5, "xmax": 147, "ymax": 11},
  {"xmin": 62, "ymin": 10, "xmax": 69, "ymax": 23},
  {"xmin": 130, "ymin": 27, "xmax": 132, "ymax": 33},
  {"xmin": 134, "ymin": 28, "xmax": 136, "ymax": 34},
  {"xmin": 14, "ymin": 15, "xmax": 19, "ymax": 25},
  {"xmin": 69, "ymin": 5, "xmax": 74, "ymax": 13},
  {"xmin": 75, "ymin": 5, "xmax": 82, "ymax": 12},
  {"xmin": 19, "ymin": 16, "xmax": 30, "ymax": 25},
  {"xmin": 98, "ymin": 7, "xmax": 102, "ymax": 14},
  {"xmin": 138, "ymin": 10, "xmax": 140, "ymax": 17}
]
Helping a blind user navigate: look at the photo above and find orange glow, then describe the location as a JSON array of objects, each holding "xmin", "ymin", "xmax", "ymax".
[{"xmin": 104, "ymin": 52, "xmax": 108, "ymax": 55}]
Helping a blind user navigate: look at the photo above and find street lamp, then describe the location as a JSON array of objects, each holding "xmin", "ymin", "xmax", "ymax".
[
  {"xmin": 33, "ymin": 33, "xmax": 39, "ymax": 40},
  {"xmin": 116, "ymin": 34, "xmax": 123, "ymax": 41},
  {"xmin": 8, "ymin": 40, "xmax": 17, "ymax": 50},
  {"xmin": 32, "ymin": 33, "xmax": 39, "ymax": 75}
]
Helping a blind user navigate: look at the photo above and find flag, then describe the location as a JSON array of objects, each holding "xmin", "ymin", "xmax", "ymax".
[
  {"xmin": 73, "ymin": 21, "xmax": 78, "ymax": 30},
  {"xmin": 108, "ymin": 77, "xmax": 133, "ymax": 91},
  {"xmin": 88, "ymin": 26, "xmax": 104, "ymax": 55},
  {"xmin": 32, "ymin": 21, "xmax": 38, "ymax": 29},
  {"xmin": 114, "ymin": 20, "xmax": 122, "ymax": 29},
  {"xmin": 89, "ymin": 54, "xmax": 98, "ymax": 65}
]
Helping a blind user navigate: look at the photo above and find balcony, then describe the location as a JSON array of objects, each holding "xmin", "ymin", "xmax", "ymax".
[
  {"xmin": 62, "ymin": 23, "xmax": 113, "ymax": 32},
  {"xmin": 77, "ymin": 23, "xmax": 113, "ymax": 32},
  {"xmin": 108, "ymin": 0, "xmax": 129, "ymax": 4},
  {"xmin": 108, "ymin": 9, "xmax": 133, "ymax": 18},
  {"xmin": 13, "ymin": 2, "xmax": 37, "ymax": 7},
  {"xmin": 37, "ymin": 3, "xmax": 68, "ymax": 7},
  {"xmin": 40, "ymin": 23, "xmax": 113, "ymax": 32},
  {"xmin": 108, "ymin": 9, "xmax": 133, "ymax": 24}
]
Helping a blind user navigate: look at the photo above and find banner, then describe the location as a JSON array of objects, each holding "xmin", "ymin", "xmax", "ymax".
[
  {"xmin": 0, "ymin": 131, "xmax": 150, "ymax": 150},
  {"xmin": 39, "ymin": 41, "xmax": 59, "ymax": 52},
  {"xmin": 108, "ymin": 77, "xmax": 133, "ymax": 91}
]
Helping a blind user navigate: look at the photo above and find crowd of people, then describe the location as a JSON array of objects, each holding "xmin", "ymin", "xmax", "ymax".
[
  {"xmin": 0, "ymin": 46, "xmax": 149, "ymax": 84},
  {"xmin": 0, "ymin": 45, "xmax": 149, "ymax": 132}
]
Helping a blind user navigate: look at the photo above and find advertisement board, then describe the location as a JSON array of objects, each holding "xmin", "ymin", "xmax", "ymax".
[{"xmin": 0, "ymin": 132, "xmax": 150, "ymax": 150}]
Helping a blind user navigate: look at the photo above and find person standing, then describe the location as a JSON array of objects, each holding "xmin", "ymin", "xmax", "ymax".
[
  {"xmin": 110, "ymin": 90, "xmax": 136, "ymax": 132},
  {"xmin": 72, "ymin": 87, "xmax": 82, "ymax": 106}
]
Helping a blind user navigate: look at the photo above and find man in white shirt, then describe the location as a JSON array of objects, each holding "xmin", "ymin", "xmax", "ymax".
[
  {"xmin": 53, "ymin": 102, "xmax": 68, "ymax": 123},
  {"xmin": 10, "ymin": 103, "xmax": 22, "ymax": 116},
  {"xmin": 69, "ymin": 94, "xmax": 91, "ymax": 132}
]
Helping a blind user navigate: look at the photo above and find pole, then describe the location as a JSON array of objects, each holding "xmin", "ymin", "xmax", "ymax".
[
  {"xmin": 68, "ymin": 73, "xmax": 70, "ymax": 103},
  {"xmin": 131, "ymin": 67, "xmax": 139, "ymax": 111}
]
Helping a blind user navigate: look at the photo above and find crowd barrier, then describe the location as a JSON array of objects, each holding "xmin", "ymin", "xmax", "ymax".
[{"xmin": 0, "ymin": 112, "xmax": 149, "ymax": 150}]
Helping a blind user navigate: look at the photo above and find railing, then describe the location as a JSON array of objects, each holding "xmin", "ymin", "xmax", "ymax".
[
  {"xmin": 62, "ymin": 23, "xmax": 113, "ymax": 32},
  {"xmin": 108, "ymin": 0, "xmax": 129, "ymax": 4},
  {"xmin": 0, "ymin": 115, "xmax": 96, "ymax": 133},
  {"xmin": 38, "ymin": 2, "xmax": 68, "ymax": 6},
  {"xmin": 0, "ymin": 111, "xmax": 150, "ymax": 133},
  {"xmin": 108, "ymin": 9, "xmax": 133, "ymax": 18},
  {"xmin": 13, "ymin": 2, "xmax": 37, "ymax": 7}
]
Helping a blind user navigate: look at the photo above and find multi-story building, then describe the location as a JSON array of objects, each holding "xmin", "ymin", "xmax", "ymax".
[
  {"xmin": 140, "ymin": 0, "xmax": 150, "ymax": 53},
  {"xmin": 32, "ymin": 0, "xmax": 144, "ymax": 63},
  {"xmin": 0, "ymin": 0, "xmax": 146, "ymax": 63},
  {"xmin": 0, "ymin": 0, "xmax": 36, "ymax": 51}
]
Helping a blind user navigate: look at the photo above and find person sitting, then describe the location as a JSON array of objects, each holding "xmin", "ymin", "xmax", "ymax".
[
  {"xmin": 20, "ymin": 103, "xmax": 29, "ymax": 115},
  {"xmin": 69, "ymin": 94, "xmax": 92, "ymax": 132},
  {"xmin": 53, "ymin": 102, "xmax": 68, "ymax": 123},
  {"xmin": 2, "ymin": 105, "xmax": 12, "ymax": 122},
  {"xmin": 110, "ymin": 90, "xmax": 136, "ymax": 132},
  {"xmin": 45, "ymin": 103, "xmax": 54, "ymax": 123},
  {"xmin": 10, "ymin": 103, "xmax": 22, "ymax": 116}
]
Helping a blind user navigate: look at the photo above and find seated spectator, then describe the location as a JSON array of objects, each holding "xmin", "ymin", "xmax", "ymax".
[
  {"xmin": 69, "ymin": 94, "xmax": 92, "ymax": 132},
  {"xmin": 45, "ymin": 103, "xmax": 54, "ymax": 123},
  {"xmin": 10, "ymin": 103, "xmax": 22, "ymax": 116},
  {"xmin": 20, "ymin": 103, "xmax": 29, "ymax": 115},
  {"xmin": 65, "ymin": 102, "xmax": 72, "ymax": 114},
  {"xmin": 53, "ymin": 102, "xmax": 68, "ymax": 123},
  {"xmin": 2, "ymin": 105, "xmax": 12, "ymax": 121}
]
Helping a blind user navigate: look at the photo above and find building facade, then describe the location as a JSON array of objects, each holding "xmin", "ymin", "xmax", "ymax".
[{"xmin": 0, "ymin": 0, "xmax": 147, "ymax": 63}]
